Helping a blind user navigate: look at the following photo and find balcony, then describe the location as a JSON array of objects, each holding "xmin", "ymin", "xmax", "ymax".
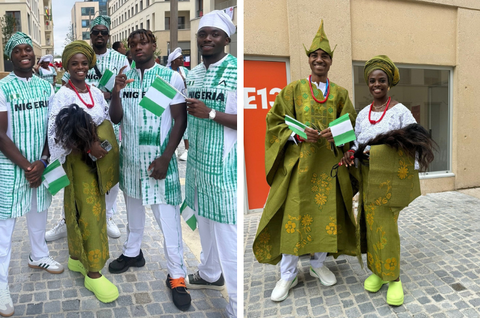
[{"xmin": 45, "ymin": 21, "xmax": 52, "ymax": 32}]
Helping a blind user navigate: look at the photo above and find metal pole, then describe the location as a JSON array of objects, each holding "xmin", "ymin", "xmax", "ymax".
[{"xmin": 170, "ymin": 0, "xmax": 178, "ymax": 51}]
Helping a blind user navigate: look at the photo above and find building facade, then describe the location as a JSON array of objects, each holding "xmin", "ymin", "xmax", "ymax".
[
  {"xmin": 244, "ymin": 0, "xmax": 480, "ymax": 211},
  {"xmin": 71, "ymin": 1, "xmax": 100, "ymax": 42},
  {"xmin": 108, "ymin": 0, "xmax": 236, "ymax": 68},
  {"xmin": 0, "ymin": 0, "xmax": 54, "ymax": 71}
]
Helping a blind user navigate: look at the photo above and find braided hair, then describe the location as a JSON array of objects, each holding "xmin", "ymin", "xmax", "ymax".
[
  {"xmin": 55, "ymin": 104, "xmax": 98, "ymax": 163},
  {"xmin": 354, "ymin": 123, "xmax": 437, "ymax": 172}
]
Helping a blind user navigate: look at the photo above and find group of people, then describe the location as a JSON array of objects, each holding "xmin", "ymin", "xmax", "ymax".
[
  {"xmin": 0, "ymin": 9, "xmax": 237, "ymax": 318},
  {"xmin": 253, "ymin": 20, "xmax": 435, "ymax": 307}
]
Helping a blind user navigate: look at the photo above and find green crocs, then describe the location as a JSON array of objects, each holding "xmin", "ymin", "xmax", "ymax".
[
  {"xmin": 68, "ymin": 257, "xmax": 87, "ymax": 276},
  {"xmin": 387, "ymin": 280, "xmax": 404, "ymax": 306},
  {"xmin": 84, "ymin": 275, "xmax": 119, "ymax": 303},
  {"xmin": 364, "ymin": 273, "xmax": 387, "ymax": 293}
]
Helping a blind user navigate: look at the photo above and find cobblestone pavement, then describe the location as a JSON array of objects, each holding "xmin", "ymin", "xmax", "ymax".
[
  {"xmin": 7, "ymin": 146, "xmax": 229, "ymax": 318},
  {"xmin": 244, "ymin": 191, "xmax": 480, "ymax": 318}
]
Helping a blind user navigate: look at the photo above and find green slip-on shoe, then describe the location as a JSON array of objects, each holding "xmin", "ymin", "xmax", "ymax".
[
  {"xmin": 364, "ymin": 273, "xmax": 388, "ymax": 293},
  {"xmin": 68, "ymin": 257, "xmax": 87, "ymax": 276},
  {"xmin": 84, "ymin": 275, "xmax": 119, "ymax": 303},
  {"xmin": 387, "ymin": 280, "xmax": 404, "ymax": 306}
]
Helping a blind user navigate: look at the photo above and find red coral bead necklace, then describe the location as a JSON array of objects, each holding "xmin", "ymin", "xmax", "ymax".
[
  {"xmin": 368, "ymin": 96, "xmax": 391, "ymax": 125},
  {"xmin": 68, "ymin": 80, "xmax": 95, "ymax": 109},
  {"xmin": 308, "ymin": 75, "xmax": 330, "ymax": 103}
]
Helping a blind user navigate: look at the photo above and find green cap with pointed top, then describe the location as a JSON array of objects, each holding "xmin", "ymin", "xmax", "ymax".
[{"xmin": 304, "ymin": 20, "xmax": 336, "ymax": 58}]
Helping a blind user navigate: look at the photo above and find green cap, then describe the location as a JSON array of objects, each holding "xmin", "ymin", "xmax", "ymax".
[{"xmin": 303, "ymin": 20, "xmax": 336, "ymax": 58}]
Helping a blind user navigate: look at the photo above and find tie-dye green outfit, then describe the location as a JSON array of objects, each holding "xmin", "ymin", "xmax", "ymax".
[
  {"xmin": 119, "ymin": 64, "xmax": 182, "ymax": 206},
  {"xmin": 38, "ymin": 66, "xmax": 57, "ymax": 86},
  {"xmin": 0, "ymin": 73, "xmax": 52, "ymax": 219},
  {"xmin": 185, "ymin": 54, "xmax": 237, "ymax": 225}
]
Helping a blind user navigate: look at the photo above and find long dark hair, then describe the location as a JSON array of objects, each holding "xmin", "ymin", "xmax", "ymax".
[
  {"xmin": 355, "ymin": 123, "xmax": 437, "ymax": 172},
  {"xmin": 55, "ymin": 104, "xmax": 98, "ymax": 162}
]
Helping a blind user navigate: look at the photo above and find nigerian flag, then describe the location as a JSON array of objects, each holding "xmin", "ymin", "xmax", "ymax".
[
  {"xmin": 180, "ymin": 200, "xmax": 197, "ymax": 231},
  {"xmin": 98, "ymin": 69, "xmax": 115, "ymax": 92},
  {"xmin": 285, "ymin": 115, "xmax": 308, "ymax": 139},
  {"xmin": 139, "ymin": 76, "xmax": 178, "ymax": 117},
  {"xmin": 42, "ymin": 159, "xmax": 70, "ymax": 195},
  {"xmin": 329, "ymin": 113, "xmax": 356, "ymax": 146}
]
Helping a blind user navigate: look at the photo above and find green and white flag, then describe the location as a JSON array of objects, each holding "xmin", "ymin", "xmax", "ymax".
[
  {"xmin": 285, "ymin": 115, "xmax": 308, "ymax": 139},
  {"xmin": 329, "ymin": 113, "xmax": 356, "ymax": 146},
  {"xmin": 180, "ymin": 200, "xmax": 197, "ymax": 231},
  {"xmin": 139, "ymin": 76, "xmax": 178, "ymax": 117},
  {"xmin": 98, "ymin": 69, "xmax": 115, "ymax": 92},
  {"xmin": 42, "ymin": 159, "xmax": 70, "ymax": 195}
]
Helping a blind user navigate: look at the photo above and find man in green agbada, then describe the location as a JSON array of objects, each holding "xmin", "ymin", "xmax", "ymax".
[{"xmin": 253, "ymin": 20, "xmax": 358, "ymax": 302}]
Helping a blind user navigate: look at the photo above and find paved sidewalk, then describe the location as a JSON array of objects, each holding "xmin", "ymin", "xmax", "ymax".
[
  {"xmin": 244, "ymin": 191, "xmax": 480, "ymax": 317},
  {"xmin": 7, "ymin": 149, "xmax": 229, "ymax": 318}
]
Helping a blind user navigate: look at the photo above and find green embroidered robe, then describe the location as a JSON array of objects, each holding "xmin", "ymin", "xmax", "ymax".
[{"xmin": 253, "ymin": 78, "xmax": 357, "ymax": 265}]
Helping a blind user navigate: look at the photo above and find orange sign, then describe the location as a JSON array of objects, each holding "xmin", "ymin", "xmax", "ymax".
[{"xmin": 244, "ymin": 60, "xmax": 288, "ymax": 210}]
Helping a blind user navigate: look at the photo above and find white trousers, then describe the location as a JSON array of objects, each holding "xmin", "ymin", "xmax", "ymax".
[
  {"xmin": 0, "ymin": 190, "xmax": 49, "ymax": 284},
  {"xmin": 122, "ymin": 194, "xmax": 186, "ymax": 278},
  {"xmin": 280, "ymin": 252, "xmax": 328, "ymax": 281},
  {"xmin": 105, "ymin": 183, "xmax": 119, "ymax": 219},
  {"xmin": 194, "ymin": 191, "xmax": 237, "ymax": 318},
  {"xmin": 61, "ymin": 183, "xmax": 119, "ymax": 220}
]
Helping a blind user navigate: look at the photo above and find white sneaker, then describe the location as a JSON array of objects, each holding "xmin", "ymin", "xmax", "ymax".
[
  {"xmin": 28, "ymin": 255, "xmax": 64, "ymax": 274},
  {"xmin": 270, "ymin": 277, "xmax": 298, "ymax": 302},
  {"xmin": 310, "ymin": 265, "xmax": 337, "ymax": 286},
  {"xmin": 179, "ymin": 150, "xmax": 188, "ymax": 161},
  {"xmin": 107, "ymin": 217, "xmax": 121, "ymax": 238},
  {"xmin": 0, "ymin": 284, "xmax": 13, "ymax": 317},
  {"xmin": 45, "ymin": 218, "xmax": 67, "ymax": 242}
]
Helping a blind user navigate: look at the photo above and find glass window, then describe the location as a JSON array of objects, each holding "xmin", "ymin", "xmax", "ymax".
[
  {"xmin": 81, "ymin": 7, "xmax": 95, "ymax": 16},
  {"xmin": 82, "ymin": 32, "xmax": 90, "ymax": 40},
  {"xmin": 353, "ymin": 64, "xmax": 451, "ymax": 173},
  {"xmin": 81, "ymin": 19, "xmax": 90, "ymax": 27},
  {"xmin": 5, "ymin": 11, "xmax": 22, "ymax": 32},
  {"xmin": 165, "ymin": 16, "xmax": 186, "ymax": 30}
]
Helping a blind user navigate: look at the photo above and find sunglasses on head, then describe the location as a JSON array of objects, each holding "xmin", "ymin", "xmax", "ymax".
[{"xmin": 90, "ymin": 29, "xmax": 109, "ymax": 36}]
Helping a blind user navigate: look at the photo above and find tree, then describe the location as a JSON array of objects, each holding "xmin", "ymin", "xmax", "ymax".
[
  {"xmin": 65, "ymin": 24, "xmax": 75, "ymax": 46},
  {"xmin": 1, "ymin": 14, "xmax": 18, "ymax": 60}
]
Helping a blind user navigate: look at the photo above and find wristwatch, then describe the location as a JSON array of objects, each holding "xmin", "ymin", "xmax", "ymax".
[
  {"xmin": 208, "ymin": 109, "xmax": 216, "ymax": 120},
  {"xmin": 41, "ymin": 155, "xmax": 49, "ymax": 163}
]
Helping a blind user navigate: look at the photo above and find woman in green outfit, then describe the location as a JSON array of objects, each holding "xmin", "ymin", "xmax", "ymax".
[
  {"xmin": 48, "ymin": 41, "xmax": 120, "ymax": 303},
  {"xmin": 342, "ymin": 55, "xmax": 434, "ymax": 306}
]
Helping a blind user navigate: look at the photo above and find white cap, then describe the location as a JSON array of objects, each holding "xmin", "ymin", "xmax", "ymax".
[
  {"xmin": 198, "ymin": 10, "xmax": 236, "ymax": 37},
  {"xmin": 167, "ymin": 47, "xmax": 182, "ymax": 67},
  {"xmin": 39, "ymin": 54, "xmax": 53, "ymax": 64}
]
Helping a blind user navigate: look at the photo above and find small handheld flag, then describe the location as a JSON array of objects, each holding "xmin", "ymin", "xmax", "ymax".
[
  {"xmin": 180, "ymin": 201, "xmax": 197, "ymax": 231},
  {"xmin": 329, "ymin": 113, "xmax": 356, "ymax": 146},
  {"xmin": 285, "ymin": 115, "xmax": 308, "ymax": 139},
  {"xmin": 42, "ymin": 159, "xmax": 70, "ymax": 195},
  {"xmin": 98, "ymin": 69, "xmax": 115, "ymax": 92},
  {"xmin": 139, "ymin": 76, "xmax": 179, "ymax": 117}
]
